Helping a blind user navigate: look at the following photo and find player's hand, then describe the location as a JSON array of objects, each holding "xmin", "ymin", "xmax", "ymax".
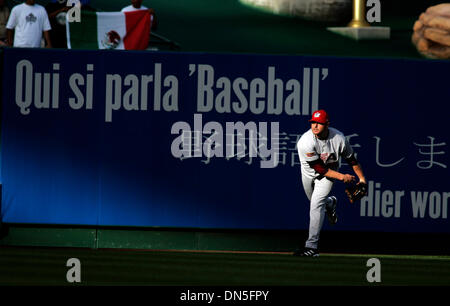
[
  {"xmin": 411, "ymin": 3, "xmax": 450, "ymax": 59},
  {"xmin": 342, "ymin": 174, "xmax": 355, "ymax": 184}
]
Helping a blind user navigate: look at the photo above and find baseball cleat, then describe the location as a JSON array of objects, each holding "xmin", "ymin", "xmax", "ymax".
[
  {"xmin": 326, "ymin": 196, "xmax": 338, "ymax": 225},
  {"xmin": 293, "ymin": 247, "xmax": 319, "ymax": 257}
]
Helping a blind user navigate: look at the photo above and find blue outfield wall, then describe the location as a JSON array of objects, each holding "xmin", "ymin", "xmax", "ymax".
[{"xmin": 0, "ymin": 48, "xmax": 449, "ymax": 233}]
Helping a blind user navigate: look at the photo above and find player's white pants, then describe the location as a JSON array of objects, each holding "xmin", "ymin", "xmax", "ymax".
[{"xmin": 301, "ymin": 174, "xmax": 335, "ymax": 250}]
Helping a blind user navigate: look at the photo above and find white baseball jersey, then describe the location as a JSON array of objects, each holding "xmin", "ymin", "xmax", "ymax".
[{"xmin": 297, "ymin": 127, "xmax": 354, "ymax": 179}]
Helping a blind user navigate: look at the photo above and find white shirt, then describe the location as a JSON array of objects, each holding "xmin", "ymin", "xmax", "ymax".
[
  {"xmin": 6, "ymin": 3, "xmax": 51, "ymax": 48},
  {"xmin": 297, "ymin": 127, "xmax": 354, "ymax": 179},
  {"xmin": 121, "ymin": 5, "xmax": 148, "ymax": 12}
]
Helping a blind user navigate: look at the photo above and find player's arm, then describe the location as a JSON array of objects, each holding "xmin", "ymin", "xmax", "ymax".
[
  {"xmin": 345, "ymin": 154, "xmax": 366, "ymax": 184},
  {"xmin": 325, "ymin": 168, "xmax": 355, "ymax": 183},
  {"xmin": 307, "ymin": 159, "xmax": 355, "ymax": 183},
  {"xmin": 351, "ymin": 163, "xmax": 366, "ymax": 184}
]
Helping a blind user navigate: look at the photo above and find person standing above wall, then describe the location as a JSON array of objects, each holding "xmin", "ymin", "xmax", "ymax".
[
  {"xmin": 6, "ymin": 0, "xmax": 52, "ymax": 48},
  {"xmin": 122, "ymin": 0, "xmax": 157, "ymax": 30}
]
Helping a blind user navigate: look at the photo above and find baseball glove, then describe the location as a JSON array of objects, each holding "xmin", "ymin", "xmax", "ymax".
[{"xmin": 345, "ymin": 182, "xmax": 368, "ymax": 204}]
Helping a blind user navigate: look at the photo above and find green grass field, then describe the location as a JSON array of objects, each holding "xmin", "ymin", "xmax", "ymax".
[{"xmin": 1, "ymin": 246, "xmax": 449, "ymax": 286}]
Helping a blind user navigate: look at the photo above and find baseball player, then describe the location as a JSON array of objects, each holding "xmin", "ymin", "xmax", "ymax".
[{"xmin": 294, "ymin": 109, "xmax": 366, "ymax": 257}]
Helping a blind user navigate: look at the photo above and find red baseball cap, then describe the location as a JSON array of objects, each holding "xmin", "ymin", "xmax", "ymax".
[{"xmin": 309, "ymin": 110, "xmax": 329, "ymax": 124}]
